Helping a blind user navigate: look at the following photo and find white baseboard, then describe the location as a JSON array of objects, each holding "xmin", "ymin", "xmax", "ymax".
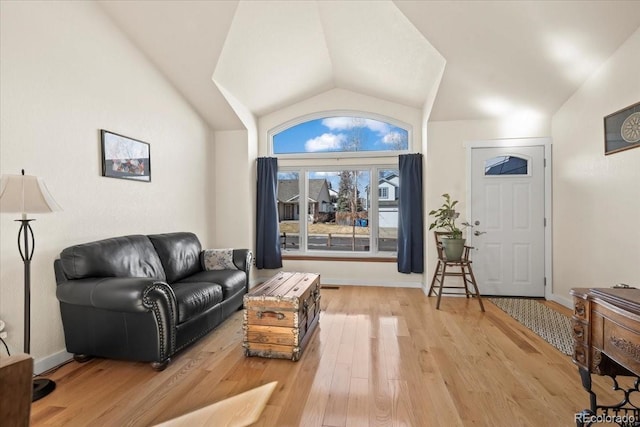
[
  {"xmin": 252, "ymin": 275, "xmax": 422, "ymax": 289},
  {"xmin": 320, "ymin": 279, "xmax": 422, "ymax": 288},
  {"xmin": 34, "ymin": 349, "xmax": 72, "ymax": 375},
  {"xmin": 548, "ymin": 293, "xmax": 573, "ymax": 309},
  {"xmin": 417, "ymin": 288, "xmax": 575, "ymax": 308}
]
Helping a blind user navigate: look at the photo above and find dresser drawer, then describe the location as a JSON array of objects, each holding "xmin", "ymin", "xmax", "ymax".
[
  {"xmin": 573, "ymin": 296, "xmax": 589, "ymax": 321},
  {"xmin": 571, "ymin": 318, "xmax": 589, "ymax": 344},
  {"xmin": 573, "ymin": 343, "xmax": 589, "ymax": 369},
  {"xmin": 603, "ymin": 319, "xmax": 640, "ymax": 376}
]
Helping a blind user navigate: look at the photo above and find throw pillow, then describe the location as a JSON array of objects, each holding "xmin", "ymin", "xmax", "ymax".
[{"xmin": 202, "ymin": 249, "xmax": 238, "ymax": 271}]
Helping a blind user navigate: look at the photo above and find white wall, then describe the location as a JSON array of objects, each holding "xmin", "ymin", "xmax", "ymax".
[
  {"xmin": 254, "ymin": 88, "xmax": 423, "ymax": 287},
  {"xmin": 552, "ymin": 28, "xmax": 640, "ymax": 299},
  {"xmin": 0, "ymin": 1, "xmax": 213, "ymax": 370},
  {"xmin": 212, "ymin": 129, "xmax": 254, "ymax": 251},
  {"xmin": 211, "ymin": 82, "xmax": 257, "ymax": 278}
]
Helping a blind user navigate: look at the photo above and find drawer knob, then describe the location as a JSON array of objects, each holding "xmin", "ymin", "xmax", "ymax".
[
  {"xmin": 575, "ymin": 301, "xmax": 586, "ymax": 317},
  {"xmin": 573, "ymin": 324, "xmax": 584, "ymax": 339}
]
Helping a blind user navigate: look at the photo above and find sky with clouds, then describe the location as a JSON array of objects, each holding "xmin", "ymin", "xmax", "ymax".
[{"xmin": 273, "ymin": 116, "xmax": 408, "ymax": 154}]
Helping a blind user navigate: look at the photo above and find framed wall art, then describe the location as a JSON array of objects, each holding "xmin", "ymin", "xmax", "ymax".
[
  {"xmin": 604, "ymin": 101, "xmax": 640, "ymax": 155},
  {"xmin": 100, "ymin": 130, "xmax": 151, "ymax": 182}
]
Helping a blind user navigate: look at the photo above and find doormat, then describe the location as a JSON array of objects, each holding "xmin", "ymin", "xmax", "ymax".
[{"xmin": 489, "ymin": 298, "xmax": 573, "ymax": 356}]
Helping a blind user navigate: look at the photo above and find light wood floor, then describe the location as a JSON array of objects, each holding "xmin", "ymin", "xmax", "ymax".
[{"xmin": 31, "ymin": 286, "xmax": 626, "ymax": 426}]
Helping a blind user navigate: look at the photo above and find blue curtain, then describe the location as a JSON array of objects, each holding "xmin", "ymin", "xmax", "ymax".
[
  {"xmin": 397, "ymin": 153, "xmax": 424, "ymax": 273},
  {"xmin": 256, "ymin": 157, "xmax": 282, "ymax": 269}
]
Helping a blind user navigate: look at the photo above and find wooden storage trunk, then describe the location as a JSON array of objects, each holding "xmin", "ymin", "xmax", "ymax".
[{"xmin": 243, "ymin": 272, "xmax": 320, "ymax": 361}]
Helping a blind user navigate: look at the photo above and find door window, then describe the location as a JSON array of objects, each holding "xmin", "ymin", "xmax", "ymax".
[{"xmin": 484, "ymin": 156, "xmax": 528, "ymax": 175}]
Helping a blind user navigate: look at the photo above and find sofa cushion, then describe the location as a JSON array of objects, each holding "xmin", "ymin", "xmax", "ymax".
[
  {"xmin": 148, "ymin": 232, "xmax": 202, "ymax": 283},
  {"xmin": 177, "ymin": 270, "xmax": 246, "ymax": 299},
  {"xmin": 60, "ymin": 235, "xmax": 166, "ymax": 281},
  {"xmin": 171, "ymin": 282, "xmax": 223, "ymax": 324}
]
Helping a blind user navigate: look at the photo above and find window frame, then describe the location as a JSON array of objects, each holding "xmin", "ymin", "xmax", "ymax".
[
  {"xmin": 278, "ymin": 164, "xmax": 399, "ymax": 258},
  {"xmin": 271, "ymin": 111, "xmax": 410, "ymax": 260}
]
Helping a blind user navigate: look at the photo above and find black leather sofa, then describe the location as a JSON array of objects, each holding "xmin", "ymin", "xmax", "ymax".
[{"xmin": 54, "ymin": 232, "xmax": 252, "ymax": 370}]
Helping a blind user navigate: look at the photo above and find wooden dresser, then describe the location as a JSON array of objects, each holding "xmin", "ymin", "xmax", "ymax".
[{"xmin": 570, "ymin": 287, "xmax": 640, "ymax": 425}]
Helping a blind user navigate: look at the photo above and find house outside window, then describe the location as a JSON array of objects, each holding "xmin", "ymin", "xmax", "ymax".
[
  {"xmin": 377, "ymin": 169, "xmax": 399, "ymax": 252},
  {"xmin": 271, "ymin": 113, "xmax": 409, "ymax": 257}
]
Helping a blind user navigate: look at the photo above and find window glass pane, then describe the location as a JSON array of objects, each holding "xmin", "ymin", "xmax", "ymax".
[
  {"xmin": 378, "ymin": 169, "xmax": 399, "ymax": 253},
  {"xmin": 306, "ymin": 170, "xmax": 370, "ymax": 252},
  {"xmin": 273, "ymin": 116, "xmax": 408, "ymax": 155},
  {"xmin": 484, "ymin": 156, "xmax": 528, "ymax": 175},
  {"xmin": 277, "ymin": 171, "xmax": 300, "ymax": 251}
]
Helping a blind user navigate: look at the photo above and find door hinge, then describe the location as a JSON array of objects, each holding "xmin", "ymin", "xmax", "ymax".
[
  {"xmin": 544, "ymin": 277, "xmax": 547, "ymax": 287},
  {"xmin": 544, "ymin": 218, "xmax": 547, "ymax": 227},
  {"xmin": 544, "ymin": 158, "xmax": 547, "ymax": 167}
]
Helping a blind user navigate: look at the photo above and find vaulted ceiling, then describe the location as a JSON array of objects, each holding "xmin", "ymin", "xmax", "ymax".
[
  {"xmin": 98, "ymin": 0, "xmax": 640, "ymax": 131},
  {"xmin": 212, "ymin": 1, "xmax": 444, "ymax": 118}
]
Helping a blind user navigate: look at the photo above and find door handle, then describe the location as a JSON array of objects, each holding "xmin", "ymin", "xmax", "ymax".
[{"xmin": 474, "ymin": 231, "xmax": 486, "ymax": 236}]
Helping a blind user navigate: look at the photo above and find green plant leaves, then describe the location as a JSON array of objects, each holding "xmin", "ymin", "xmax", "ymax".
[{"xmin": 428, "ymin": 193, "xmax": 466, "ymax": 238}]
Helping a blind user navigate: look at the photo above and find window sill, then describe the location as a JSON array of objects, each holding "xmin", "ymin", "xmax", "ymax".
[{"xmin": 282, "ymin": 254, "xmax": 396, "ymax": 263}]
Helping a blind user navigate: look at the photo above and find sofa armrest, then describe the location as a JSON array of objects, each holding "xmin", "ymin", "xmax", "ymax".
[
  {"xmin": 56, "ymin": 277, "xmax": 176, "ymax": 315},
  {"xmin": 232, "ymin": 249, "xmax": 252, "ymax": 275},
  {"xmin": 233, "ymin": 249, "xmax": 252, "ymax": 292},
  {"xmin": 56, "ymin": 277, "xmax": 177, "ymax": 362}
]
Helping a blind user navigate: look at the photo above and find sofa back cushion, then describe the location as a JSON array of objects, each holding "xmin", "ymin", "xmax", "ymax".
[
  {"xmin": 148, "ymin": 232, "xmax": 202, "ymax": 283},
  {"xmin": 60, "ymin": 235, "xmax": 166, "ymax": 281}
]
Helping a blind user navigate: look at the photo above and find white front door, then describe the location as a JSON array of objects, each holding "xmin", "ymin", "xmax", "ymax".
[{"xmin": 469, "ymin": 145, "xmax": 545, "ymax": 297}]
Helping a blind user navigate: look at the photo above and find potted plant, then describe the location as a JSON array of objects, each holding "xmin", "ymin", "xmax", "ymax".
[{"xmin": 428, "ymin": 193, "xmax": 468, "ymax": 261}]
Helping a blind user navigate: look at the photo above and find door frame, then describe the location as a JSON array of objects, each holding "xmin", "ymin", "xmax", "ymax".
[{"xmin": 464, "ymin": 137, "xmax": 554, "ymax": 302}]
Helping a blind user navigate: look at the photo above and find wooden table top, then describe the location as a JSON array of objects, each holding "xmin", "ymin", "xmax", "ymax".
[{"xmin": 579, "ymin": 287, "xmax": 640, "ymax": 316}]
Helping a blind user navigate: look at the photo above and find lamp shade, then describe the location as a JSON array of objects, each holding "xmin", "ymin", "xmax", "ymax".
[{"xmin": 0, "ymin": 172, "xmax": 62, "ymax": 215}]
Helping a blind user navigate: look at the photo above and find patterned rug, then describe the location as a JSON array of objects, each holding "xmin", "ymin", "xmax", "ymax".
[{"xmin": 489, "ymin": 298, "xmax": 573, "ymax": 356}]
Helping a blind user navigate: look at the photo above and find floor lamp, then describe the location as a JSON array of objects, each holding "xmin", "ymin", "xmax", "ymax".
[{"xmin": 0, "ymin": 170, "xmax": 62, "ymax": 401}]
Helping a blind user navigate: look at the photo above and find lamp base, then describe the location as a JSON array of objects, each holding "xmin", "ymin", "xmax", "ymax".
[{"xmin": 33, "ymin": 378, "xmax": 56, "ymax": 402}]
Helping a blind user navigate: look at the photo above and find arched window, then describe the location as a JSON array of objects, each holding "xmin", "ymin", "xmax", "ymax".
[
  {"xmin": 270, "ymin": 113, "xmax": 410, "ymax": 258},
  {"xmin": 271, "ymin": 114, "xmax": 410, "ymax": 156}
]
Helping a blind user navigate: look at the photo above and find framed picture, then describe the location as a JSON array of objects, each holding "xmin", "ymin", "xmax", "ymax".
[
  {"xmin": 101, "ymin": 130, "xmax": 151, "ymax": 182},
  {"xmin": 604, "ymin": 101, "xmax": 640, "ymax": 155}
]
